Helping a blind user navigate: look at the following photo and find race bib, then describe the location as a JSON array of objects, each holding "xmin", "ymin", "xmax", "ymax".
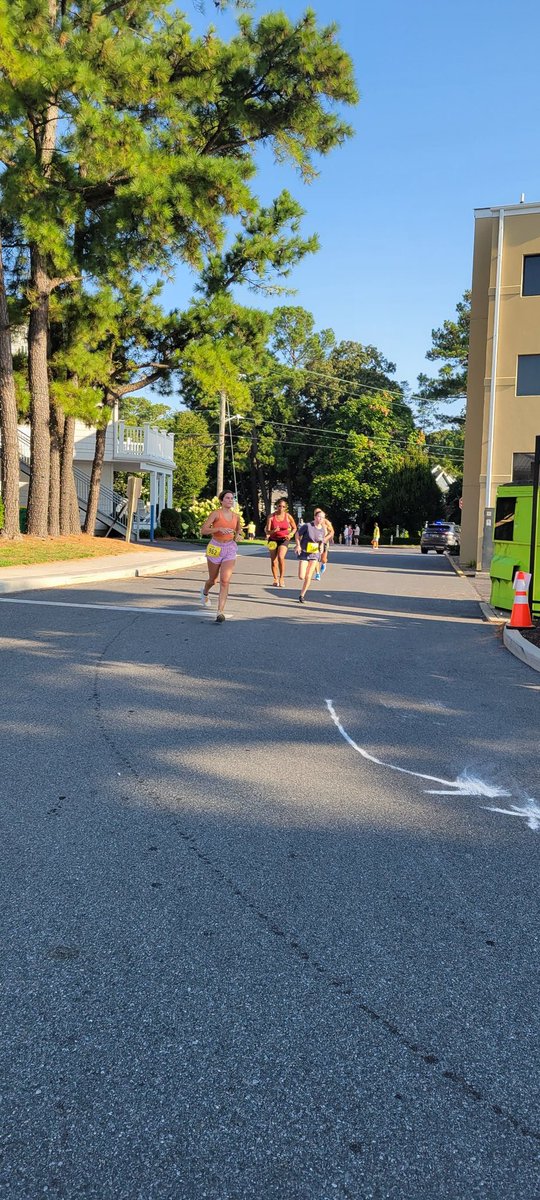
[
  {"xmin": 206, "ymin": 543, "xmax": 221, "ymax": 558},
  {"xmin": 306, "ymin": 541, "xmax": 319, "ymax": 553},
  {"xmin": 267, "ymin": 540, "xmax": 277, "ymax": 550}
]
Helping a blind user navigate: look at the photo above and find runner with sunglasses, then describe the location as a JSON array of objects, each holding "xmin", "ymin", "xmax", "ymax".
[{"xmin": 265, "ymin": 498, "xmax": 297, "ymax": 588}]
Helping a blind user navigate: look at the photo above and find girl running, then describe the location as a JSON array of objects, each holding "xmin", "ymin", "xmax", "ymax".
[
  {"xmin": 200, "ymin": 490, "xmax": 243, "ymax": 622},
  {"xmin": 295, "ymin": 509, "xmax": 327, "ymax": 603},
  {"xmin": 265, "ymin": 498, "xmax": 297, "ymax": 587},
  {"xmin": 313, "ymin": 509, "xmax": 335, "ymax": 581}
]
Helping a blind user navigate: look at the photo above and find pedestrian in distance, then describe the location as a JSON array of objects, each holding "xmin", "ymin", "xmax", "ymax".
[
  {"xmin": 200, "ymin": 490, "xmax": 243, "ymax": 622},
  {"xmin": 353, "ymin": 523, "xmax": 360, "ymax": 546},
  {"xmin": 265, "ymin": 498, "xmax": 297, "ymax": 588},
  {"xmin": 295, "ymin": 509, "xmax": 326, "ymax": 603},
  {"xmin": 246, "ymin": 520, "xmax": 256, "ymax": 540},
  {"xmin": 314, "ymin": 508, "xmax": 334, "ymax": 581},
  {"xmin": 371, "ymin": 521, "xmax": 380, "ymax": 549}
]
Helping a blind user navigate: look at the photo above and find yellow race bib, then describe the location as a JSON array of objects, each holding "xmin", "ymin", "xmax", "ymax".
[
  {"xmin": 306, "ymin": 541, "xmax": 319, "ymax": 553},
  {"xmin": 206, "ymin": 543, "xmax": 221, "ymax": 558}
]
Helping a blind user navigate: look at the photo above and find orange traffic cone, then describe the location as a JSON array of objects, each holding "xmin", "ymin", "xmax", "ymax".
[{"xmin": 508, "ymin": 570, "xmax": 534, "ymax": 629}]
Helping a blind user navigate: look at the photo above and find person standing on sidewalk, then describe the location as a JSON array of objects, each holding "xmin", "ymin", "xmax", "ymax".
[
  {"xmin": 265, "ymin": 498, "xmax": 297, "ymax": 588},
  {"xmin": 371, "ymin": 522, "xmax": 380, "ymax": 549},
  {"xmin": 200, "ymin": 490, "xmax": 243, "ymax": 622},
  {"xmin": 295, "ymin": 509, "xmax": 326, "ymax": 603}
]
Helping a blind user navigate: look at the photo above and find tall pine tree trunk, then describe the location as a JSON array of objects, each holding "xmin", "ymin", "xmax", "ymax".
[
  {"xmin": 84, "ymin": 423, "xmax": 107, "ymax": 535},
  {"xmin": 0, "ymin": 235, "xmax": 21, "ymax": 540},
  {"xmin": 27, "ymin": 247, "xmax": 51, "ymax": 537},
  {"xmin": 60, "ymin": 414, "xmax": 80, "ymax": 534},
  {"xmin": 26, "ymin": 42, "xmax": 59, "ymax": 537},
  {"xmin": 48, "ymin": 404, "xmax": 64, "ymax": 537}
]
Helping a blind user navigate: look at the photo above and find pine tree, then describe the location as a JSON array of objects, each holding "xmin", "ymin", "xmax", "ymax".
[{"xmin": 0, "ymin": 0, "xmax": 357, "ymax": 536}]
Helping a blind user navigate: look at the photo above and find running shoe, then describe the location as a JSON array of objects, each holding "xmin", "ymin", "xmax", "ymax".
[
  {"xmin": 314, "ymin": 571, "xmax": 321, "ymax": 581},
  {"xmin": 200, "ymin": 586, "xmax": 211, "ymax": 608},
  {"xmin": 298, "ymin": 594, "xmax": 305, "ymax": 603},
  {"xmin": 216, "ymin": 612, "xmax": 226, "ymax": 623},
  {"xmin": 320, "ymin": 564, "xmax": 327, "ymax": 574}
]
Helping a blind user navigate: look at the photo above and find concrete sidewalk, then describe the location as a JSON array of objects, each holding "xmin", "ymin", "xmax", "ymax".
[
  {"xmin": 0, "ymin": 542, "xmax": 206, "ymax": 594},
  {"xmin": 451, "ymin": 558, "xmax": 540, "ymax": 673}
]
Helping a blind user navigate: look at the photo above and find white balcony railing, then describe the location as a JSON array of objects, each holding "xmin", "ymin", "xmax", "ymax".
[{"xmin": 115, "ymin": 422, "xmax": 174, "ymax": 464}]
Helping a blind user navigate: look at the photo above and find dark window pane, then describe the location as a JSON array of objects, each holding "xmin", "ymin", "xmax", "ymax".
[
  {"xmin": 517, "ymin": 354, "xmax": 540, "ymax": 395},
  {"xmin": 512, "ymin": 452, "xmax": 534, "ymax": 484},
  {"xmin": 494, "ymin": 496, "xmax": 516, "ymax": 541},
  {"xmin": 523, "ymin": 255, "xmax": 540, "ymax": 295}
]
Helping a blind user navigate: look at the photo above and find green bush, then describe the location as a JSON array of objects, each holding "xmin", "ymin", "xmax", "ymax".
[
  {"xmin": 19, "ymin": 506, "xmax": 27, "ymax": 533},
  {"xmin": 159, "ymin": 507, "xmax": 183, "ymax": 538}
]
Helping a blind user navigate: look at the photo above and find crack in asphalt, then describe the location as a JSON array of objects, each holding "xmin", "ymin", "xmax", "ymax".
[{"xmin": 92, "ymin": 621, "xmax": 540, "ymax": 1151}]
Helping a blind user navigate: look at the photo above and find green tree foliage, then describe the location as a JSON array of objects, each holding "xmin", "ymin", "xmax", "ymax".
[
  {"xmin": 417, "ymin": 291, "xmax": 470, "ymax": 413},
  {"xmin": 414, "ymin": 291, "xmax": 469, "ymax": 484},
  {"xmin": 378, "ymin": 452, "xmax": 444, "ymax": 536},
  {"xmin": 225, "ymin": 311, "xmax": 420, "ymax": 529},
  {"xmin": 119, "ymin": 397, "xmax": 172, "ymax": 428},
  {"xmin": 444, "ymin": 476, "xmax": 463, "ymax": 522},
  {"xmin": 0, "ymin": 0, "xmax": 357, "ymax": 536},
  {"xmin": 171, "ymin": 410, "xmax": 214, "ymax": 507}
]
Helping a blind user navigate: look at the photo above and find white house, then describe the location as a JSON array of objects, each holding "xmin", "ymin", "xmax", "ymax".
[
  {"xmin": 4, "ymin": 326, "xmax": 175, "ymax": 535},
  {"xmin": 16, "ymin": 416, "xmax": 175, "ymax": 536}
]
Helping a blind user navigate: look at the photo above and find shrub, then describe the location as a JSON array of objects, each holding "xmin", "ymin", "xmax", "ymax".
[
  {"xmin": 159, "ymin": 507, "xmax": 183, "ymax": 538},
  {"xmin": 182, "ymin": 496, "xmax": 245, "ymax": 540}
]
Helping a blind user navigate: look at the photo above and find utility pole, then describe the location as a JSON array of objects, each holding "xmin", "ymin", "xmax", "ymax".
[{"xmin": 217, "ymin": 389, "xmax": 226, "ymax": 496}]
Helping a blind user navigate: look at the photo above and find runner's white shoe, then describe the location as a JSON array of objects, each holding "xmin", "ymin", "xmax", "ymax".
[{"xmin": 200, "ymin": 586, "xmax": 211, "ymax": 608}]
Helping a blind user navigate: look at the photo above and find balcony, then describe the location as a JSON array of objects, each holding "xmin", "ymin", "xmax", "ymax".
[{"xmin": 72, "ymin": 420, "xmax": 175, "ymax": 470}]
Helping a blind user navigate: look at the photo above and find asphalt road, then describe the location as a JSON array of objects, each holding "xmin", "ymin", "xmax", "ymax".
[{"xmin": 0, "ymin": 546, "xmax": 539, "ymax": 1200}]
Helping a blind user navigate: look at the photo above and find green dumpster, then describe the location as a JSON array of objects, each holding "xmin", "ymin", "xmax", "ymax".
[{"xmin": 489, "ymin": 485, "xmax": 539, "ymax": 610}]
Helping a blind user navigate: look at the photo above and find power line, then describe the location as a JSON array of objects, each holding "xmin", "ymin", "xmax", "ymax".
[{"xmin": 243, "ymin": 365, "xmax": 466, "ymax": 410}]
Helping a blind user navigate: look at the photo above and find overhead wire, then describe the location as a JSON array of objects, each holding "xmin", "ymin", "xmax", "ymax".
[{"xmin": 241, "ymin": 365, "xmax": 466, "ymax": 410}]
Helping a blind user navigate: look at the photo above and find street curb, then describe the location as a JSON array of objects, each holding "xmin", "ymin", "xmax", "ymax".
[
  {"xmin": 0, "ymin": 553, "xmax": 205, "ymax": 594},
  {"xmin": 445, "ymin": 553, "xmax": 466, "ymax": 579},
  {"xmin": 134, "ymin": 554, "xmax": 205, "ymax": 578},
  {"xmin": 503, "ymin": 625, "xmax": 540, "ymax": 673},
  {"xmin": 478, "ymin": 600, "xmax": 506, "ymax": 624}
]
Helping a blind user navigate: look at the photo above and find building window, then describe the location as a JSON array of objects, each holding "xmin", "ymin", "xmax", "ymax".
[
  {"xmin": 494, "ymin": 496, "xmax": 516, "ymax": 542},
  {"xmin": 516, "ymin": 354, "xmax": 540, "ymax": 395},
  {"xmin": 523, "ymin": 255, "xmax": 540, "ymax": 296},
  {"xmin": 512, "ymin": 453, "xmax": 534, "ymax": 484}
]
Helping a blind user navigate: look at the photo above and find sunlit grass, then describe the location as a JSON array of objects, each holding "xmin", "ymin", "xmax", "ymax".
[{"xmin": 0, "ymin": 535, "xmax": 146, "ymax": 569}]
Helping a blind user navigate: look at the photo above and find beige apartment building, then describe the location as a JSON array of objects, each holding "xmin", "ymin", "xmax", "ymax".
[{"xmin": 462, "ymin": 201, "xmax": 540, "ymax": 566}]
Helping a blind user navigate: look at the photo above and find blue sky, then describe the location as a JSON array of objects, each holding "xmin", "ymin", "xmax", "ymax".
[{"xmin": 162, "ymin": 0, "xmax": 540, "ymax": 396}]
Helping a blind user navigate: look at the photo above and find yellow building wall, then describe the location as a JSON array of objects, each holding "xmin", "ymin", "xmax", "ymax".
[{"xmin": 462, "ymin": 206, "xmax": 540, "ymax": 567}]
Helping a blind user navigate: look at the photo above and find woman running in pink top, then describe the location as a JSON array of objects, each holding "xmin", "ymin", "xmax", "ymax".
[{"xmin": 200, "ymin": 490, "xmax": 243, "ymax": 622}]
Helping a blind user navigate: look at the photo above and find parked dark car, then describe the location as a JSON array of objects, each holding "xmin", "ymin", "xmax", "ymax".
[{"xmin": 420, "ymin": 521, "xmax": 460, "ymax": 555}]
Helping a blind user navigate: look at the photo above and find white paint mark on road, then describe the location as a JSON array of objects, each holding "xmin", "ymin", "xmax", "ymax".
[
  {"xmin": 324, "ymin": 699, "xmax": 509, "ymax": 799},
  {"xmin": 325, "ymin": 699, "xmax": 540, "ymax": 833},
  {"xmin": 0, "ymin": 597, "xmax": 209, "ymax": 617},
  {"xmin": 485, "ymin": 801, "xmax": 540, "ymax": 831}
]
